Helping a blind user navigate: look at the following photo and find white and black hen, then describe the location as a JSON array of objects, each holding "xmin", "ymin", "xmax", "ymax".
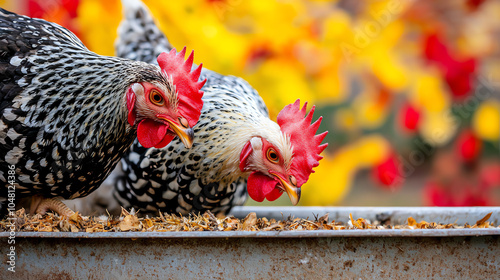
[{"xmin": 0, "ymin": 8, "xmax": 205, "ymax": 216}]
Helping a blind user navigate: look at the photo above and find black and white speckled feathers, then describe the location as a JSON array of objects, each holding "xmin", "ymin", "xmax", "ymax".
[
  {"xmin": 103, "ymin": 0, "xmax": 286, "ymax": 216},
  {"xmin": 0, "ymin": 8, "xmax": 170, "ymax": 202}
]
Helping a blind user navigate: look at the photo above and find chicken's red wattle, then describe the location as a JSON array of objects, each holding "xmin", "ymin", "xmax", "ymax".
[
  {"xmin": 247, "ymin": 172, "xmax": 283, "ymax": 202},
  {"xmin": 137, "ymin": 119, "xmax": 170, "ymax": 148}
]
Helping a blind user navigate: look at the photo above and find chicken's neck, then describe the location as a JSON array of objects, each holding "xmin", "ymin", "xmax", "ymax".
[
  {"xmin": 22, "ymin": 55, "xmax": 162, "ymax": 156},
  {"xmin": 193, "ymin": 96, "xmax": 290, "ymax": 186}
]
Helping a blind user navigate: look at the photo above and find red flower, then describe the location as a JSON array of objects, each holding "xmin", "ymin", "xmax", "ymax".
[
  {"xmin": 480, "ymin": 163, "xmax": 500, "ymax": 189},
  {"xmin": 28, "ymin": 0, "xmax": 80, "ymax": 18},
  {"xmin": 424, "ymin": 182, "xmax": 450, "ymax": 206},
  {"xmin": 424, "ymin": 181, "xmax": 491, "ymax": 206},
  {"xmin": 466, "ymin": 0, "xmax": 486, "ymax": 11},
  {"xmin": 27, "ymin": 0, "xmax": 45, "ymax": 18},
  {"xmin": 423, "ymin": 33, "xmax": 477, "ymax": 99},
  {"xmin": 444, "ymin": 58, "xmax": 476, "ymax": 98},
  {"xmin": 456, "ymin": 130, "xmax": 482, "ymax": 162},
  {"xmin": 372, "ymin": 154, "xmax": 403, "ymax": 190},
  {"xmin": 424, "ymin": 33, "xmax": 452, "ymax": 65},
  {"xmin": 400, "ymin": 103, "xmax": 420, "ymax": 131},
  {"xmin": 245, "ymin": 43, "xmax": 274, "ymax": 70},
  {"xmin": 27, "ymin": 0, "xmax": 81, "ymax": 38},
  {"xmin": 61, "ymin": 0, "xmax": 80, "ymax": 18}
]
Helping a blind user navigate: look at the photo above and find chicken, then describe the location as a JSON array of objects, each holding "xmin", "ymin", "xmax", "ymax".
[
  {"xmin": 76, "ymin": 0, "xmax": 328, "ymax": 216},
  {"xmin": 0, "ymin": 8, "xmax": 205, "ymax": 216}
]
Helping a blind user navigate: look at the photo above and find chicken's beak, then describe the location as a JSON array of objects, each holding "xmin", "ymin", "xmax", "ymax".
[
  {"xmin": 271, "ymin": 172, "xmax": 301, "ymax": 206},
  {"xmin": 162, "ymin": 118, "xmax": 194, "ymax": 148}
]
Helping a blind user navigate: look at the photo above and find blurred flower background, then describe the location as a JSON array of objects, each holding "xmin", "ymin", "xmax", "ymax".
[{"xmin": 3, "ymin": 0, "xmax": 500, "ymax": 206}]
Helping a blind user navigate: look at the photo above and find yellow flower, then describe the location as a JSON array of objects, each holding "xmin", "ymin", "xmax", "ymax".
[
  {"xmin": 473, "ymin": 100, "xmax": 500, "ymax": 141},
  {"xmin": 77, "ymin": 0, "xmax": 122, "ymax": 56},
  {"xmin": 334, "ymin": 108, "xmax": 357, "ymax": 132},
  {"xmin": 352, "ymin": 84, "xmax": 390, "ymax": 130},
  {"xmin": 360, "ymin": 21, "xmax": 409, "ymax": 91},
  {"xmin": 245, "ymin": 57, "xmax": 315, "ymax": 117},
  {"xmin": 405, "ymin": 69, "xmax": 457, "ymax": 146},
  {"xmin": 409, "ymin": 70, "xmax": 451, "ymax": 113},
  {"xmin": 301, "ymin": 135, "xmax": 390, "ymax": 206},
  {"xmin": 419, "ymin": 112, "xmax": 458, "ymax": 147}
]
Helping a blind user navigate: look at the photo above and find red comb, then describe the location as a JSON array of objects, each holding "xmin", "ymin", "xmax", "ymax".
[
  {"xmin": 157, "ymin": 47, "xmax": 206, "ymax": 127},
  {"xmin": 277, "ymin": 99, "xmax": 328, "ymax": 187}
]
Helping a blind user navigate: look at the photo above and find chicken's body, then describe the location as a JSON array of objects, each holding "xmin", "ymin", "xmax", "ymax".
[
  {"xmin": 93, "ymin": 0, "xmax": 327, "ymax": 216},
  {"xmin": 0, "ymin": 8, "xmax": 203, "ymax": 214}
]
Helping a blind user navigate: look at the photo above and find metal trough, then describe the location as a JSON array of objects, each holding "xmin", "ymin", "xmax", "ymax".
[{"xmin": 1, "ymin": 207, "xmax": 499, "ymax": 279}]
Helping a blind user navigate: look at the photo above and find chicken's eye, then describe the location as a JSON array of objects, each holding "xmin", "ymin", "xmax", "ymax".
[
  {"xmin": 150, "ymin": 90, "xmax": 164, "ymax": 106},
  {"xmin": 266, "ymin": 148, "xmax": 279, "ymax": 164}
]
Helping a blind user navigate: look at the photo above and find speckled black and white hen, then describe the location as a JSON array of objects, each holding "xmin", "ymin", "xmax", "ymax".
[
  {"xmin": 89, "ymin": 0, "xmax": 328, "ymax": 216},
  {"xmin": 0, "ymin": 8, "xmax": 205, "ymax": 216}
]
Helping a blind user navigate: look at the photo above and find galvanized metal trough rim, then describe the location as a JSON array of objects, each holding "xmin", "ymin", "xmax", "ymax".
[
  {"xmin": 1, "ymin": 228, "xmax": 500, "ymax": 239},
  {"xmin": 3, "ymin": 206, "xmax": 499, "ymax": 238},
  {"xmin": 230, "ymin": 206, "xmax": 500, "ymax": 220}
]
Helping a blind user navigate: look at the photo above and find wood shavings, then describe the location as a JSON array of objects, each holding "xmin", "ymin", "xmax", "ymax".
[
  {"xmin": 475, "ymin": 212, "xmax": 492, "ymax": 227},
  {"xmin": 242, "ymin": 212, "xmax": 257, "ymax": 231},
  {"xmin": 119, "ymin": 214, "xmax": 141, "ymax": 231},
  {"xmin": 0, "ymin": 209, "xmax": 498, "ymax": 232}
]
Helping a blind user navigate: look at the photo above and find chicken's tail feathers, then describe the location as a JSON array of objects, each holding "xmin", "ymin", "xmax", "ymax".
[{"xmin": 115, "ymin": 0, "xmax": 173, "ymax": 63}]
